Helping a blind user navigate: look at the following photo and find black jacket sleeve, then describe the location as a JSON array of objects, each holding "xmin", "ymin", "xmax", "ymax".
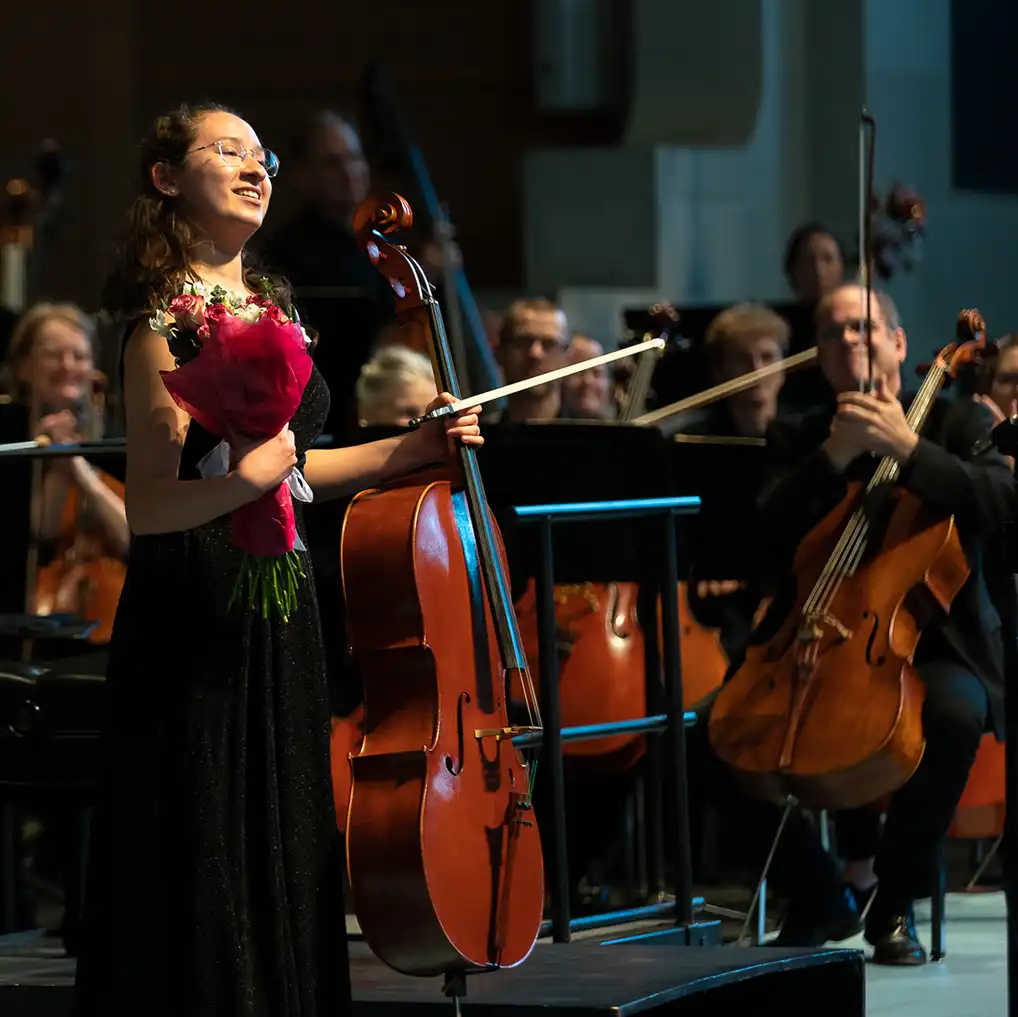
[
  {"xmin": 900, "ymin": 398, "xmax": 1016, "ymax": 531},
  {"xmin": 755, "ymin": 443, "xmax": 848, "ymax": 577}
]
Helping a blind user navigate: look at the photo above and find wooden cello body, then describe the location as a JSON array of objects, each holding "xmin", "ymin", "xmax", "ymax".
[
  {"xmin": 34, "ymin": 469, "xmax": 126, "ymax": 644},
  {"xmin": 340, "ymin": 193, "xmax": 543, "ymax": 981},
  {"xmin": 710, "ymin": 484, "xmax": 964, "ymax": 808},
  {"xmin": 512, "ymin": 579, "xmax": 647, "ymax": 771},
  {"xmin": 709, "ymin": 312, "xmax": 986, "ymax": 810}
]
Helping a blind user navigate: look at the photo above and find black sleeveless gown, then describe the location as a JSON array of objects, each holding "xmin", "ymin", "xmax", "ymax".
[{"xmin": 72, "ymin": 364, "xmax": 350, "ymax": 1015}]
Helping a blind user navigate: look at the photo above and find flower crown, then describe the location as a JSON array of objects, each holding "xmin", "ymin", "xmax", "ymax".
[{"xmin": 149, "ymin": 276, "xmax": 313, "ymax": 366}]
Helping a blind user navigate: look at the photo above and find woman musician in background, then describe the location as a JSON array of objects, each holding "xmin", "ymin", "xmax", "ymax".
[
  {"xmin": 1, "ymin": 304, "xmax": 130, "ymax": 645},
  {"xmin": 1, "ymin": 303, "xmax": 129, "ymax": 559}
]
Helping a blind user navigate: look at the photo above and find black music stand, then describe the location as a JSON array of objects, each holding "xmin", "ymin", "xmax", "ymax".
[
  {"xmin": 667, "ymin": 436, "xmax": 771, "ymax": 577},
  {"xmin": 478, "ymin": 421, "xmax": 712, "ymax": 939},
  {"xmin": 478, "ymin": 421, "xmax": 678, "ymax": 586}
]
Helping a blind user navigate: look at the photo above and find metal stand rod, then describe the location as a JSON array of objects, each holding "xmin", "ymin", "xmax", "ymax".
[
  {"xmin": 659, "ymin": 513, "xmax": 693, "ymax": 925},
  {"xmin": 511, "ymin": 496, "xmax": 702, "ymax": 941},
  {"xmin": 736, "ymin": 796, "xmax": 796, "ymax": 945},
  {"xmin": 930, "ymin": 845, "xmax": 946, "ymax": 961},
  {"xmin": 966, "ymin": 833, "xmax": 1004, "ymax": 890},
  {"xmin": 640, "ymin": 582, "xmax": 665, "ymax": 899},
  {"xmin": 535, "ymin": 518, "xmax": 571, "ymax": 943}
]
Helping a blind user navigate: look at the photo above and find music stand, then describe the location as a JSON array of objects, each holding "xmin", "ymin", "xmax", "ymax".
[
  {"xmin": 478, "ymin": 421, "xmax": 712, "ymax": 939},
  {"xmin": 478, "ymin": 421, "xmax": 678, "ymax": 585},
  {"xmin": 667, "ymin": 436, "xmax": 771, "ymax": 581}
]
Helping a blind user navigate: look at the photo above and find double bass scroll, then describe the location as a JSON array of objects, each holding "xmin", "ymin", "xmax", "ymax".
[{"xmin": 341, "ymin": 192, "xmax": 544, "ymax": 984}]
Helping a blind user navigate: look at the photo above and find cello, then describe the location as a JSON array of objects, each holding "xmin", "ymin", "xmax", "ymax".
[
  {"xmin": 709, "ymin": 309, "xmax": 987, "ymax": 810},
  {"xmin": 32, "ymin": 371, "xmax": 127, "ymax": 644},
  {"xmin": 340, "ymin": 192, "xmax": 544, "ymax": 988}
]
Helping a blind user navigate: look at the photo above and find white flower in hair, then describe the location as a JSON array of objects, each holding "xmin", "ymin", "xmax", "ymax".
[
  {"xmin": 299, "ymin": 324, "xmax": 312, "ymax": 347},
  {"xmin": 234, "ymin": 302, "xmax": 264, "ymax": 323}
]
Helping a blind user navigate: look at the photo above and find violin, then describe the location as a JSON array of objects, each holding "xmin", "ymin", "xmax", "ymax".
[
  {"xmin": 340, "ymin": 192, "xmax": 543, "ymax": 985},
  {"xmin": 708, "ymin": 310, "xmax": 987, "ymax": 809},
  {"xmin": 32, "ymin": 371, "xmax": 126, "ymax": 645}
]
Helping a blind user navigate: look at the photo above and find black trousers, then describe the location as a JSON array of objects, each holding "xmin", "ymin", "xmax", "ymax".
[{"xmin": 690, "ymin": 657, "xmax": 989, "ymax": 907}]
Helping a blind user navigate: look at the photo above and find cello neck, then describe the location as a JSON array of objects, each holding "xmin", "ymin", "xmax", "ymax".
[
  {"xmin": 424, "ymin": 292, "xmax": 528, "ymax": 672},
  {"xmin": 865, "ymin": 357, "xmax": 947, "ymax": 493}
]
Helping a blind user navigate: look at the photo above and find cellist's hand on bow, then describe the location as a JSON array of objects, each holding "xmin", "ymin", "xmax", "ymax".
[
  {"xmin": 827, "ymin": 378, "xmax": 918, "ymax": 467},
  {"xmin": 416, "ymin": 392, "xmax": 483, "ymax": 459}
]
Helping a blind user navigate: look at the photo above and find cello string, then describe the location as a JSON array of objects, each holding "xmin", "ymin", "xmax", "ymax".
[
  {"xmin": 806, "ymin": 360, "xmax": 946, "ymax": 615},
  {"xmin": 813, "ymin": 365, "xmax": 940, "ymax": 608}
]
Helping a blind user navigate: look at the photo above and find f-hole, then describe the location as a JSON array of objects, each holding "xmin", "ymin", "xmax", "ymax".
[
  {"xmin": 864, "ymin": 612, "xmax": 883, "ymax": 665},
  {"xmin": 446, "ymin": 691, "xmax": 471, "ymax": 776}
]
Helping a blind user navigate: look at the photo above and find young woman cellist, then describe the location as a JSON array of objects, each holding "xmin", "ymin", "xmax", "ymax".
[{"xmin": 71, "ymin": 102, "xmax": 481, "ymax": 1017}]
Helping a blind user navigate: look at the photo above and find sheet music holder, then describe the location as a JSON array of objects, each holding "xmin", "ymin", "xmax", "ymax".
[
  {"xmin": 668, "ymin": 434, "xmax": 771, "ymax": 582},
  {"xmin": 476, "ymin": 421, "xmax": 683, "ymax": 589}
]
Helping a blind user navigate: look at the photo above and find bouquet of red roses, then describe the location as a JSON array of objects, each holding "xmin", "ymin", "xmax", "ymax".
[{"xmin": 151, "ymin": 280, "xmax": 314, "ymax": 621}]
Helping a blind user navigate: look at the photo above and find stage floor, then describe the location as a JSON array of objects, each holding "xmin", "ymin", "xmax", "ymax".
[{"xmin": 0, "ymin": 891, "xmax": 1006, "ymax": 1015}]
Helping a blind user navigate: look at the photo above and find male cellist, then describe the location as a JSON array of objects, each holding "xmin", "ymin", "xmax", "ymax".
[{"xmin": 698, "ymin": 281, "xmax": 1014, "ymax": 964}]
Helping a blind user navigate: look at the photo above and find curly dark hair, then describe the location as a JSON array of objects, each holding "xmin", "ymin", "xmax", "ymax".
[{"xmin": 101, "ymin": 101, "xmax": 293, "ymax": 320}]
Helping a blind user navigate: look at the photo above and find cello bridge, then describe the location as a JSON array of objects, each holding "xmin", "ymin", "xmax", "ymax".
[
  {"xmin": 799, "ymin": 612, "xmax": 853, "ymax": 643},
  {"xmin": 474, "ymin": 725, "xmax": 541, "ymax": 743}
]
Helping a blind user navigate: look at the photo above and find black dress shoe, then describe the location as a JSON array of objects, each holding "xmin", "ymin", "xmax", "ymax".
[
  {"xmin": 772, "ymin": 885, "xmax": 863, "ymax": 947},
  {"xmin": 865, "ymin": 904, "xmax": 928, "ymax": 965}
]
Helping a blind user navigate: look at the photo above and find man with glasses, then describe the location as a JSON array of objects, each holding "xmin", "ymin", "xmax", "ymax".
[{"xmin": 492, "ymin": 297, "xmax": 571, "ymax": 422}]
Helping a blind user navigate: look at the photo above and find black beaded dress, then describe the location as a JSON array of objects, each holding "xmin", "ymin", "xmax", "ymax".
[{"xmin": 72, "ymin": 361, "xmax": 350, "ymax": 1016}]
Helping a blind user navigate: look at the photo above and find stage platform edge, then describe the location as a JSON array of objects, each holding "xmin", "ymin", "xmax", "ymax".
[{"xmin": 0, "ymin": 939, "xmax": 865, "ymax": 1017}]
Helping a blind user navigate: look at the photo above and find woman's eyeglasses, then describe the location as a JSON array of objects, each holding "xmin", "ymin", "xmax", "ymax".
[{"xmin": 189, "ymin": 139, "xmax": 280, "ymax": 178}]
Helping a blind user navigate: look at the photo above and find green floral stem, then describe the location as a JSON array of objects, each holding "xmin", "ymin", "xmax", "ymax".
[{"xmin": 228, "ymin": 550, "xmax": 306, "ymax": 622}]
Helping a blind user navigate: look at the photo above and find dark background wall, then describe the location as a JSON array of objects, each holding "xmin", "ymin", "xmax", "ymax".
[{"xmin": 0, "ymin": 1, "xmax": 560, "ymax": 308}]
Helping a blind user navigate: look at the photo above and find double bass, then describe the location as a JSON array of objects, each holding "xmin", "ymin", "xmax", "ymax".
[
  {"xmin": 709, "ymin": 310, "xmax": 987, "ymax": 810},
  {"xmin": 339, "ymin": 193, "xmax": 544, "ymax": 989}
]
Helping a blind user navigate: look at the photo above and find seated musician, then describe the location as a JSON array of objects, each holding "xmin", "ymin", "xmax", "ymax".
[
  {"xmin": 0, "ymin": 302, "xmax": 129, "ymax": 559},
  {"xmin": 699, "ymin": 281, "xmax": 1014, "ymax": 964},
  {"xmin": 356, "ymin": 344, "xmax": 438, "ymax": 427},
  {"xmin": 975, "ymin": 333, "xmax": 1018, "ymax": 424},
  {"xmin": 783, "ymin": 221, "xmax": 846, "ymax": 307},
  {"xmin": 681, "ymin": 303, "xmax": 787, "ymax": 661},
  {"xmin": 492, "ymin": 297, "xmax": 569, "ymax": 421},
  {"xmin": 561, "ymin": 333, "xmax": 614, "ymax": 419}
]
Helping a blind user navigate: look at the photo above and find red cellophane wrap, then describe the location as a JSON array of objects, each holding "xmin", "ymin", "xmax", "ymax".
[{"xmin": 160, "ymin": 302, "xmax": 313, "ymax": 620}]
